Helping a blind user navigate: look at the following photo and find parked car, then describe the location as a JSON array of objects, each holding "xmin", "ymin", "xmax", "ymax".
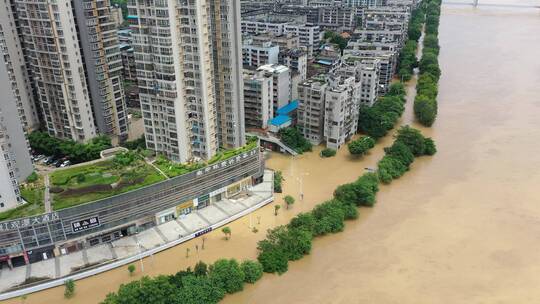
[
  {"xmin": 44, "ymin": 156, "xmax": 55, "ymax": 165},
  {"xmin": 60, "ymin": 160, "xmax": 71, "ymax": 168},
  {"xmin": 53, "ymin": 159, "xmax": 63, "ymax": 168}
]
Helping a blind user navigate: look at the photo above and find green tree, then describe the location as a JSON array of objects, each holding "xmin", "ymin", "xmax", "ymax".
[
  {"xmin": 284, "ymin": 195, "xmax": 295, "ymax": 209},
  {"xmin": 194, "ymin": 261, "xmax": 208, "ymax": 276},
  {"xmin": 221, "ymin": 226, "xmax": 231, "ymax": 240},
  {"xmin": 348, "ymin": 136, "xmax": 375, "ymax": 156},
  {"xmin": 240, "ymin": 260, "xmax": 263, "ymax": 284},
  {"xmin": 414, "ymin": 95, "xmax": 437, "ymax": 127},
  {"xmin": 395, "ymin": 126, "xmax": 427, "ymax": 156},
  {"xmin": 128, "ymin": 264, "xmax": 135, "ymax": 276},
  {"xmin": 273, "ymin": 170, "xmax": 283, "ymax": 193},
  {"xmin": 321, "ymin": 148, "xmax": 336, "ymax": 158},
  {"xmin": 274, "ymin": 204, "xmax": 281, "ymax": 216},
  {"xmin": 278, "ymin": 127, "xmax": 312, "ymax": 153},
  {"xmin": 423, "ymin": 138, "xmax": 438, "ymax": 155},
  {"xmin": 311, "ymin": 200, "xmax": 346, "ymax": 236},
  {"xmin": 257, "ymin": 245, "xmax": 288, "ymax": 274},
  {"xmin": 64, "ymin": 279, "xmax": 75, "ymax": 299},
  {"xmin": 208, "ymin": 259, "xmax": 245, "ymax": 294},
  {"xmin": 176, "ymin": 275, "xmax": 225, "ymax": 304}
]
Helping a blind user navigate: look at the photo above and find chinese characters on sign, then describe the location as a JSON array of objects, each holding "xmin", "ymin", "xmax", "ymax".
[
  {"xmin": 0, "ymin": 212, "xmax": 60, "ymax": 232},
  {"xmin": 195, "ymin": 150, "xmax": 257, "ymax": 177},
  {"xmin": 71, "ymin": 216, "xmax": 100, "ymax": 233}
]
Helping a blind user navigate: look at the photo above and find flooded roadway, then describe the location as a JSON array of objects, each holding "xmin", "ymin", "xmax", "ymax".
[{"xmin": 4, "ymin": 1, "xmax": 540, "ymax": 303}]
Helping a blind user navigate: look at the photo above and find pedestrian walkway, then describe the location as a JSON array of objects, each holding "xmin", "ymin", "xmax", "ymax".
[
  {"xmin": 43, "ymin": 174, "xmax": 51, "ymax": 213},
  {"xmin": 0, "ymin": 170, "xmax": 274, "ymax": 296}
]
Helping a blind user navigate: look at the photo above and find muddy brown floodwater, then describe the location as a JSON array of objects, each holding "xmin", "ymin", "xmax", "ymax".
[{"xmin": 5, "ymin": 2, "xmax": 540, "ymax": 304}]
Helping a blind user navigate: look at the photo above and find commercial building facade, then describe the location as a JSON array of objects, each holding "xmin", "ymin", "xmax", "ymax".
[{"xmin": 0, "ymin": 144, "xmax": 264, "ymax": 265}]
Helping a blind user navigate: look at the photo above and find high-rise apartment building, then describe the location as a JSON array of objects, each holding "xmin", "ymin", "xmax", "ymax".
[
  {"xmin": 11, "ymin": 0, "xmax": 128, "ymax": 142},
  {"xmin": 297, "ymin": 78, "xmax": 327, "ymax": 145},
  {"xmin": 0, "ymin": 2, "xmax": 40, "ymax": 132},
  {"xmin": 0, "ymin": 55, "xmax": 33, "ymax": 212},
  {"xmin": 128, "ymin": 0, "xmax": 245, "ymax": 162},
  {"xmin": 243, "ymin": 69, "xmax": 273, "ymax": 130},
  {"xmin": 324, "ymin": 74, "xmax": 360, "ymax": 150},
  {"xmin": 74, "ymin": 0, "xmax": 129, "ymax": 140}
]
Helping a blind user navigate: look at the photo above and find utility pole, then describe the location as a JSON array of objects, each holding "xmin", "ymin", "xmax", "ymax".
[{"xmin": 473, "ymin": 0, "xmax": 479, "ymax": 7}]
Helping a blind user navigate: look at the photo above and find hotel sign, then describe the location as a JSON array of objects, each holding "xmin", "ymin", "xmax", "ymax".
[
  {"xmin": 71, "ymin": 216, "xmax": 100, "ymax": 233},
  {"xmin": 0, "ymin": 212, "xmax": 60, "ymax": 232}
]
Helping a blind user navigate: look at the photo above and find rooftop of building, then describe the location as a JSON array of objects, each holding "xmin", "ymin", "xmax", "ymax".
[
  {"xmin": 276, "ymin": 100, "xmax": 299, "ymax": 116},
  {"xmin": 257, "ymin": 64, "xmax": 290, "ymax": 73},
  {"xmin": 270, "ymin": 115, "xmax": 292, "ymax": 126}
]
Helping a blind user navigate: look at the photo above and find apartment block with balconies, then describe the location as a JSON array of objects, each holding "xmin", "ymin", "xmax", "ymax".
[{"xmin": 128, "ymin": 0, "xmax": 244, "ymax": 162}]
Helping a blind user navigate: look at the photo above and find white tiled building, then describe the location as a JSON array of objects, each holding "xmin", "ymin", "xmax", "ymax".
[
  {"xmin": 323, "ymin": 74, "xmax": 360, "ymax": 150},
  {"xmin": 0, "ymin": 55, "xmax": 33, "ymax": 212},
  {"xmin": 243, "ymin": 70, "xmax": 274, "ymax": 129},
  {"xmin": 128, "ymin": 0, "xmax": 245, "ymax": 162}
]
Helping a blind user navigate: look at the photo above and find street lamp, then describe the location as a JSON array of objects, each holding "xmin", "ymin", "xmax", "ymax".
[{"xmin": 296, "ymin": 172, "xmax": 309, "ymax": 201}]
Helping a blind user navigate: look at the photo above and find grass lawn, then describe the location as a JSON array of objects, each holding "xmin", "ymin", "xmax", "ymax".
[
  {"xmin": 0, "ymin": 177, "xmax": 45, "ymax": 221},
  {"xmin": 51, "ymin": 159, "xmax": 165, "ymax": 210},
  {"xmin": 155, "ymin": 139, "xmax": 258, "ymax": 178}
]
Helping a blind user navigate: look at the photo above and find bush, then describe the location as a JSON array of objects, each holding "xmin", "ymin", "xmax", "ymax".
[
  {"xmin": 348, "ymin": 136, "xmax": 375, "ymax": 156},
  {"xmin": 28, "ymin": 131, "xmax": 111, "ymax": 164},
  {"xmin": 312, "ymin": 200, "xmax": 346, "ymax": 236},
  {"xmin": 414, "ymin": 95, "xmax": 437, "ymax": 127},
  {"xmin": 26, "ymin": 172, "xmax": 38, "ymax": 183},
  {"xmin": 240, "ymin": 260, "xmax": 263, "ymax": 284},
  {"xmin": 64, "ymin": 279, "xmax": 75, "ymax": 299},
  {"xmin": 257, "ymin": 245, "xmax": 288, "ymax": 274},
  {"xmin": 321, "ymin": 148, "xmax": 336, "ymax": 158},
  {"xmin": 273, "ymin": 171, "xmax": 283, "ymax": 193},
  {"xmin": 208, "ymin": 259, "xmax": 245, "ymax": 294},
  {"xmin": 176, "ymin": 275, "xmax": 225, "ymax": 304}
]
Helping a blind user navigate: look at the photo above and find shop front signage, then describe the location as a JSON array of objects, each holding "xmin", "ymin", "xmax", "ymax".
[
  {"xmin": 0, "ymin": 212, "xmax": 60, "ymax": 232},
  {"xmin": 71, "ymin": 216, "xmax": 100, "ymax": 233}
]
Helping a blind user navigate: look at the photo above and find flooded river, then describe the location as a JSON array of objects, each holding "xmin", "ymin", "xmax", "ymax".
[{"xmin": 5, "ymin": 1, "xmax": 540, "ymax": 303}]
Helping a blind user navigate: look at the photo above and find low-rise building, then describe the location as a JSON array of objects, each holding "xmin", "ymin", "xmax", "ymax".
[
  {"xmin": 242, "ymin": 39, "xmax": 280, "ymax": 67},
  {"xmin": 251, "ymin": 32, "xmax": 300, "ymax": 50}
]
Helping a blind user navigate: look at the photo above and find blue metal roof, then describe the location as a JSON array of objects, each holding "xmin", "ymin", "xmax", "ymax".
[
  {"xmin": 270, "ymin": 115, "xmax": 291, "ymax": 126},
  {"xmin": 316, "ymin": 60, "xmax": 333, "ymax": 66},
  {"xmin": 276, "ymin": 100, "xmax": 299, "ymax": 115}
]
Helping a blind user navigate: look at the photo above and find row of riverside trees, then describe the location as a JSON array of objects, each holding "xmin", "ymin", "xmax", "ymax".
[
  {"xmin": 257, "ymin": 125, "xmax": 436, "ymax": 275},
  {"xmin": 28, "ymin": 131, "xmax": 112, "ymax": 164},
  {"xmin": 101, "ymin": 259, "xmax": 264, "ymax": 304},
  {"xmin": 357, "ymin": 82, "xmax": 407, "ymax": 140},
  {"xmin": 398, "ymin": 6, "xmax": 426, "ymax": 81},
  {"xmin": 414, "ymin": 0, "xmax": 442, "ymax": 127}
]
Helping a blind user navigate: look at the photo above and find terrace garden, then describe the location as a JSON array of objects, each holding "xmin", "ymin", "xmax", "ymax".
[
  {"xmin": 50, "ymin": 152, "xmax": 166, "ymax": 210},
  {"xmin": 0, "ymin": 175, "xmax": 45, "ymax": 221},
  {"xmin": 154, "ymin": 137, "xmax": 259, "ymax": 178}
]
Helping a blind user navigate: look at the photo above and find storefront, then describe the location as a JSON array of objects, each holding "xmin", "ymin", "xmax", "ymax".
[
  {"xmin": 197, "ymin": 194, "xmax": 210, "ymax": 210},
  {"xmin": 156, "ymin": 207, "xmax": 176, "ymax": 225},
  {"xmin": 176, "ymin": 200, "xmax": 193, "ymax": 217},
  {"xmin": 226, "ymin": 177, "xmax": 253, "ymax": 198}
]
